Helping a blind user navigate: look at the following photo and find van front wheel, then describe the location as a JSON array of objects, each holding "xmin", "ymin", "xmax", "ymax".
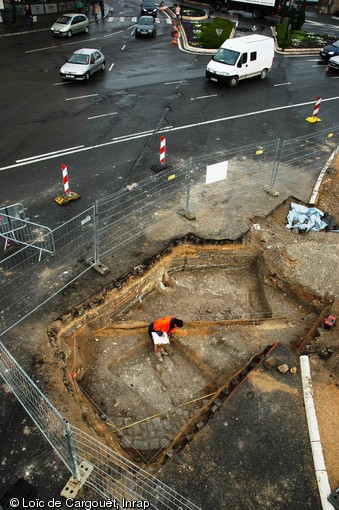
[
  {"xmin": 260, "ymin": 69, "xmax": 268, "ymax": 80},
  {"xmin": 228, "ymin": 76, "xmax": 239, "ymax": 87}
]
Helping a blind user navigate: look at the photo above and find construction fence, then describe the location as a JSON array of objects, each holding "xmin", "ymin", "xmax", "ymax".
[{"xmin": 0, "ymin": 126, "xmax": 339, "ymax": 504}]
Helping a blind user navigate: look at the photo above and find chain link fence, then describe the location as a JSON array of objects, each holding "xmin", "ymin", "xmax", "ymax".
[{"xmin": 1, "ymin": 128, "xmax": 339, "ymax": 505}]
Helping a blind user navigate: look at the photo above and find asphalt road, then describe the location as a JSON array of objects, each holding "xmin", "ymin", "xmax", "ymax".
[{"xmin": 1, "ymin": 4, "xmax": 339, "ymax": 228}]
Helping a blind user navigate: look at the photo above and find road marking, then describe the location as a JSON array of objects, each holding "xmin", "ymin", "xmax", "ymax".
[
  {"xmin": 131, "ymin": 16, "xmax": 137, "ymax": 21},
  {"xmin": 66, "ymin": 94, "xmax": 99, "ymax": 101},
  {"xmin": 104, "ymin": 30, "xmax": 124, "ymax": 37},
  {"xmin": 3, "ymin": 96, "xmax": 339, "ymax": 172},
  {"xmin": 122, "ymin": 44, "xmax": 126, "ymax": 50},
  {"xmin": 54, "ymin": 81, "xmax": 73, "ymax": 86},
  {"xmin": 67, "ymin": 37, "xmax": 97, "ymax": 45},
  {"xmin": 25, "ymin": 45, "xmax": 57, "ymax": 53},
  {"xmin": 164, "ymin": 80, "xmax": 186, "ymax": 85},
  {"xmin": 190, "ymin": 94, "xmax": 218, "ymax": 100},
  {"xmin": 16, "ymin": 146, "xmax": 85, "ymax": 163},
  {"xmin": 120, "ymin": 17, "xmax": 125, "ymax": 21},
  {"xmin": 273, "ymin": 82, "xmax": 291, "ymax": 87},
  {"xmin": 109, "ymin": 62, "xmax": 114, "ymax": 71},
  {"xmin": 88, "ymin": 112, "xmax": 118, "ymax": 120}
]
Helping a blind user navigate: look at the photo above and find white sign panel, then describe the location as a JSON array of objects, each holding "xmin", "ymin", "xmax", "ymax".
[{"xmin": 206, "ymin": 161, "xmax": 228, "ymax": 185}]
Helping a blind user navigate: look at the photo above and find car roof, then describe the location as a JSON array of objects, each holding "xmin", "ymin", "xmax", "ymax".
[
  {"xmin": 139, "ymin": 15, "xmax": 154, "ymax": 19},
  {"xmin": 73, "ymin": 48, "xmax": 100, "ymax": 54}
]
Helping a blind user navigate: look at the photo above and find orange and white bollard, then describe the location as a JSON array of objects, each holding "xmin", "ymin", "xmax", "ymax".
[
  {"xmin": 306, "ymin": 96, "xmax": 322, "ymax": 123},
  {"xmin": 54, "ymin": 164, "xmax": 81, "ymax": 205},
  {"xmin": 62, "ymin": 164, "xmax": 70, "ymax": 196},
  {"xmin": 160, "ymin": 136, "xmax": 166, "ymax": 165}
]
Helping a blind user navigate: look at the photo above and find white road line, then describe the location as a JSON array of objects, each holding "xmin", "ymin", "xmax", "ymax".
[
  {"xmin": 88, "ymin": 112, "xmax": 117, "ymax": 120},
  {"xmin": 25, "ymin": 45, "xmax": 57, "ymax": 53},
  {"xmin": 122, "ymin": 44, "xmax": 126, "ymax": 50},
  {"xmin": 67, "ymin": 37, "xmax": 97, "ymax": 45},
  {"xmin": 120, "ymin": 16, "xmax": 125, "ymax": 21},
  {"xmin": 109, "ymin": 62, "xmax": 114, "ymax": 71},
  {"xmin": 66, "ymin": 94, "xmax": 99, "ymax": 101},
  {"xmin": 131, "ymin": 16, "xmax": 137, "ymax": 21},
  {"xmin": 273, "ymin": 82, "xmax": 291, "ymax": 87},
  {"xmin": 190, "ymin": 94, "xmax": 218, "ymax": 100},
  {"xmin": 104, "ymin": 30, "xmax": 123, "ymax": 38},
  {"xmin": 164, "ymin": 80, "xmax": 186, "ymax": 85},
  {"xmin": 54, "ymin": 82, "xmax": 73, "ymax": 86},
  {"xmin": 16, "ymin": 146, "xmax": 85, "ymax": 163},
  {"xmin": 3, "ymin": 96, "xmax": 339, "ymax": 172}
]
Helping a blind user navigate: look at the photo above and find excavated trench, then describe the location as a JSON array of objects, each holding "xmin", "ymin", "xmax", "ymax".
[{"xmin": 50, "ymin": 240, "xmax": 321, "ymax": 466}]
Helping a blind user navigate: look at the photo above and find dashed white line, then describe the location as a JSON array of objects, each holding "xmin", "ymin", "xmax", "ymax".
[
  {"xmin": 104, "ymin": 30, "xmax": 123, "ymax": 38},
  {"xmin": 66, "ymin": 94, "xmax": 99, "ymax": 101},
  {"xmin": 66, "ymin": 37, "xmax": 97, "ymax": 45},
  {"xmin": 190, "ymin": 94, "xmax": 218, "ymax": 100},
  {"xmin": 25, "ymin": 45, "xmax": 57, "ymax": 53},
  {"xmin": 109, "ymin": 62, "xmax": 114, "ymax": 71},
  {"xmin": 121, "ymin": 44, "xmax": 126, "ymax": 50},
  {"xmin": 88, "ymin": 112, "xmax": 118, "ymax": 120},
  {"xmin": 273, "ymin": 82, "xmax": 291, "ymax": 87},
  {"xmin": 165, "ymin": 80, "xmax": 186, "ymax": 85}
]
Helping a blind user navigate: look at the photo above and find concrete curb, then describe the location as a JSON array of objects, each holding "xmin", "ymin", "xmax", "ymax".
[
  {"xmin": 300, "ymin": 356, "xmax": 335, "ymax": 510},
  {"xmin": 176, "ymin": 19, "xmax": 322, "ymax": 56}
]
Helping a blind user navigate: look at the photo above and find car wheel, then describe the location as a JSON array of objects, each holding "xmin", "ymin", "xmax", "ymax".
[
  {"xmin": 153, "ymin": 30, "xmax": 156, "ymax": 36},
  {"xmin": 84, "ymin": 26, "xmax": 89, "ymax": 33},
  {"xmin": 252, "ymin": 8, "xmax": 262, "ymax": 18},
  {"xmin": 135, "ymin": 32, "xmax": 139, "ymax": 38},
  {"xmin": 260, "ymin": 68, "xmax": 268, "ymax": 80},
  {"xmin": 67, "ymin": 30, "xmax": 72, "ymax": 37},
  {"xmin": 229, "ymin": 76, "xmax": 239, "ymax": 87},
  {"xmin": 101, "ymin": 62, "xmax": 105, "ymax": 71},
  {"xmin": 85, "ymin": 72, "xmax": 90, "ymax": 81}
]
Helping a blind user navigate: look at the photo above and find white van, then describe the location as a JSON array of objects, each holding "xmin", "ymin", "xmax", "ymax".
[{"xmin": 206, "ymin": 34, "xmax": 275, "ymax": 87}]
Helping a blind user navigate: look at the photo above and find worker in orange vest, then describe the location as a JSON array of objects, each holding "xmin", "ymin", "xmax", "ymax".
[{"xmin": 148, "ymin": 316, "xmax": 184, "ymax": 362}]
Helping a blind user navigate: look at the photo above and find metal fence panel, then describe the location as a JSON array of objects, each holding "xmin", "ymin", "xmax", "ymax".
[{"xmin": 0, "ymin": 207, "xmax": 96, "ymax": 336}]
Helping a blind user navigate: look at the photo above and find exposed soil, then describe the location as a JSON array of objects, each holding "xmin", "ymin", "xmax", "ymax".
[
  {"xmin": 2, "ymin": 159, "xmax": 338, "ymax": 503},
  {"xmin": 35, "ymin": 163, "xmax": 339, "ymax": 491}
]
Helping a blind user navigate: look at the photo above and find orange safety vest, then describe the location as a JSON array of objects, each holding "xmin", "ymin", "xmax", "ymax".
[{"xmin": 152, "ymin": 316, "xmax": 176, "ymax": 335}]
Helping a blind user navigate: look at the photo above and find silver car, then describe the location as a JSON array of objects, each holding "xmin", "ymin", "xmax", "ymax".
[
  {"xmin": 51, "ymin": 13, "xmax": 89, "ymax": 37},
  {"xmin": 60, "ymin": 48, "xmax": 105, "ymax": 81}
]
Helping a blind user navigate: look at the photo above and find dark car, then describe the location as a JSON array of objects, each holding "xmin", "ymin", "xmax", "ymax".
[
  {"xmin": 320, "ymin": 40, "xmax": 339, "ymax": 60},
  {"xmin": 141, "ymin": 0, "xmax": 157, "ymax": 17},
  {"xmin": 135, "ymin": 15, "xmax": 157, "ymax": 37}
]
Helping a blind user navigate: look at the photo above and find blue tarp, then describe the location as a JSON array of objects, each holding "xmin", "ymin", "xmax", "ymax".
[{"xmin": 286, "ymin": 202, "xmax": 328, "ymax": 232}]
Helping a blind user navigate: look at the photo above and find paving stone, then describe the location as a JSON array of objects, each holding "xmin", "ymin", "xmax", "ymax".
[{"xmin": 133, "ymin": 439, "xmax": 149, "ymax": 451}]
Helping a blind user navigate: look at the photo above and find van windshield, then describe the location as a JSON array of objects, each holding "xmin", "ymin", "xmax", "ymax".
[{"xmin": 213, "ymin": 48, "xmax": 240, "ymax": 66}]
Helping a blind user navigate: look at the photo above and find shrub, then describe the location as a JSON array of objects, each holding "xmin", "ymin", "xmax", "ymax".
[{"xmin": 183, "ymin": 17, "xmax": 234, "ymax": 49}]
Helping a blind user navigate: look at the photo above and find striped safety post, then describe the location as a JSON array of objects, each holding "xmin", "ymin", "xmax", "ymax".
[
  {"xmin": 62, "ymin": 164, "xmax": 70, "ymax": 195},
  {"xmin": 306, "ymin": 96, "xmax": 322, "ymax": 123},
  {"xmin": 160, "ymin": 136, "xmax": 166, "ymax": 165}
]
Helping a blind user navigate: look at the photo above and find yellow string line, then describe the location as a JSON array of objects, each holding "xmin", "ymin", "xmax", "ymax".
[{"xmin": 108, "ymin": 391, "xmax": 217, "ymax": 432}]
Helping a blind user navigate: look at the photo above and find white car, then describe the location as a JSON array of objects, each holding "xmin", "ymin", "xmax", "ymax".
[
  {"xmin": 60, "ymin": 48, "xmax": 105, "ymax": 81},
  {"xmin": 51, "ymin": 13, "xmax": 89, "ymax": 37},
  {"xmin": 328, "ymin": 55, "xmax": 339, "ymax": 71}
]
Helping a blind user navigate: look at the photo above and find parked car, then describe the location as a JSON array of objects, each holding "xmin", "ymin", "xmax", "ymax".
[
  {"xmin": 60, "ymin": 48, "xmax": 105, "ymax": 81},
  {"xmin": 319, "ymin": 40, "xmax": 339, "ymax": 60},
  {"xmin": 51, "ymin": 13, "xmax": 89, "ymax": 37},
  {"xmin": 135, "ymin": 15, "xmax": 156, "ymax": 37},
  {"xmin": 141, "ymin": 0, "xmax": 157, "ymax": 17},
  {"xmin": 328, "ymin": 55, "xmax": 339, "ymax": 70}
]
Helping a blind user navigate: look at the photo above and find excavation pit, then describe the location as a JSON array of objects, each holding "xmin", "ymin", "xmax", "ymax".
[{"xmin": 55, "ymin": 242, "xmax": 320, "ymax": 465}]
